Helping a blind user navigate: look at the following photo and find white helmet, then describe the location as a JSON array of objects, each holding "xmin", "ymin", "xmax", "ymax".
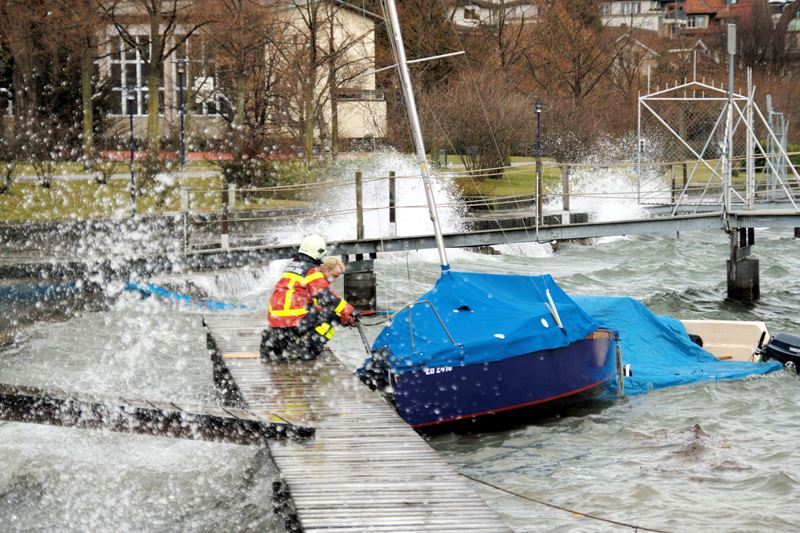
[{"xmin": 298, "ymin": 234, "xmax": 327, "ymax": 260}]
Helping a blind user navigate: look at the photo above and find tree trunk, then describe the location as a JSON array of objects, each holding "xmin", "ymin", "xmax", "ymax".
[
  {"xmin": 146, "ymin": 15, "xmax": 162, "ymax": 156},
  {"xmin": 328, "ymin": 16, "xmax": 338, "ymax": 161},
  {"xmin": 304, "ymin": 78, "xmax": 314, "ymax": 166},
  {"xmin": 235, "ymin": 74, "xmax": 246, "ymax": 129},
  {"xmin": 303, "ymin": 6, "xmax": 318, "ymax": 168},
  {"xmin": 81, "ymin": 39, "xmax": 94, "ymax": 162}
]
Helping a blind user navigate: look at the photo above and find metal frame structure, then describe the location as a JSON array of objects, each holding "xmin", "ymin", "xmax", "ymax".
[{"xmin": 637, "ymin": 75, "xmax": 800, "ymax": 216}]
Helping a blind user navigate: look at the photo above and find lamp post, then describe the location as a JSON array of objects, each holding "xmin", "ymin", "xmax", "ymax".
[
  {"xmin": 175, "ymin": 59, "xmax": 187, "ymax": 170},
  {"xmin": 535, "ymin": 99, "xmax": 543, "ymax": 225},
  {"xmin": 127, "ymin": 89, "xmax": 137, "ymax": 217}
]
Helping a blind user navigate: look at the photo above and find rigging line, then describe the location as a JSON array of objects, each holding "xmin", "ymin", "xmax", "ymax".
[
  {"xmin": 431, "ymin": 4, "xmax": 545, "ymax": 256},
  {"xmin": 457, "ymin": 472, "xmax": 672, "ymax": 533},
  {"xmin": 414, "ymin": 84, "xmax": 543, "ymax": 254},
  {"xmin": 412, "ymin": 89, "xmax": 524, "ymax": 253},
  {"xmin": 436, "ymin": 0, "xmax": 506, "ymax": 174},
  {"xmin": 439, "ymin": 0, "xmax": 536, "ymax": 208},
  {"xmin": 382, "ymin": 0, "xmax": 547, "ymax": 311}
]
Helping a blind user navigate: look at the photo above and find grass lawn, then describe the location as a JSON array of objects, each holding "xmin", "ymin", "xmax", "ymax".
[
  {"xmin": 11, "ymin": 159, "xmax": 218, "ymax": 177},
  {"xmin": 2, "ymin": 154, "xmax": 787, "ymax": 222},
  {"xmin": 0, "ymin": 175, "xmax": 307, "ymax": 222},
  {"xmin": 452, "ymin": 166, "xmax": 564, "ymax": 197}
]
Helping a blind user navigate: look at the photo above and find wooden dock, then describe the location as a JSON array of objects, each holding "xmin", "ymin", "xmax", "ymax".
[
  {"xmin": 0, "ymin": 382, "xmax": 313, "ymax": 445},
  {"xmin": 204, "ymin": 314, "xmax": 509, "ymax": 532}
]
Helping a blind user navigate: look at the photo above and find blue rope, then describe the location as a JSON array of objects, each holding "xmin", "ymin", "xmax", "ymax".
[{"xmin": 125, "ymin": 281, "xmax": 254, "ymax": 312}]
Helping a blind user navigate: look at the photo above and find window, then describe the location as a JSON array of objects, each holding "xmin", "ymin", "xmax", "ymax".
[
  {"xmin": 463, "ymin": 7, "xmax": 480, "ymax": 21},
  {"xmin": 600, "ymin": 3, "xmax": 612, "ymax": 16},
  {"xmin": 109, "ymin": 35, "xmax": 164, "ymax": 116},
  {"xmin": 621, "ymin": 2, "xmax": 642, "ymax": 15},
  {"xmin": 0, "ymin": 59, "xmax": 11, "ymax": 115},
  {"xmin": 0, "ymin": 88, "xmax": 11, "ymax": 115},
  {"xmin": 184, "ymin": 36, "xmax": 228, "ymax": 116},
  {"xmin": 687, "ymin": 15, "xmax": 707, "ymax": 29}
]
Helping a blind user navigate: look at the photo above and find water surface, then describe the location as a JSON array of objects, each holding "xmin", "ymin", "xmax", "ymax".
[{"xmin": 2, "ymin": 156, "xmax": 799, "ymax": 531}]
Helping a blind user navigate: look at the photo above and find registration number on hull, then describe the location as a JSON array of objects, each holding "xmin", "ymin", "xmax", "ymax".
[{"xmin": 423, "ymin": 366, "xmax": 453, "ymax": 376}]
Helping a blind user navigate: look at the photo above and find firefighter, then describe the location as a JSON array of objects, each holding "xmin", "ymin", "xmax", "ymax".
[{"xmin": 261, "ymin": 234, "xmax": 358, "ymax": 361}]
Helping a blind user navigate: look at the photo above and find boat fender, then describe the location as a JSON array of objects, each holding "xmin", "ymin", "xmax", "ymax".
[
  {"xmin": 356, "ymin": 348, "xmax": 392, "ymax": 391},
  {"xmin": 688, "ymin": 334, "xmax": 704, "ymax": 347}
]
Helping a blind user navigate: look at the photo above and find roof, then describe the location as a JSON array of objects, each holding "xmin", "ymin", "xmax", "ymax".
[
  {"xmin": 685, "ymin": 0, "xmax": 758, "ymax": 19},
  {"xmin": 277, "ymin": 0, "xmax": 382, "ymax": 21},
  {"xmin": 440, "ymin": 0, "xmax": 536, "ymax": 8},
  {"xmin": 606, "ymin": 27, "xmax": 711, "ymax": 57},
  {"xmin": 685, "ymin": 0, "xmax": 720, "ymax": 14}
]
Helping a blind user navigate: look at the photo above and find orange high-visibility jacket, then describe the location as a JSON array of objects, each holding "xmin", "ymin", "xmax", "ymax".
[{"xmin": 268, "ymin": 254, "xmax": 354, "ymax": 328}]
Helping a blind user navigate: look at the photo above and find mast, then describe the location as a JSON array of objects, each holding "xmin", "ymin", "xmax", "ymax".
[{"xmin": 383, "ymin": 0, "xmax": 450, "ymax": 270}]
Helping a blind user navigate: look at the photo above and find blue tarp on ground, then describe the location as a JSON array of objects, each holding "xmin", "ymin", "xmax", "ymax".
[
  {"xmin": 573, "ymin": 295, "xmax": 782, "ymax": 395},
  {"xmin": 372, "ymin": 271, "xmax": 599, "ymax": 373}
]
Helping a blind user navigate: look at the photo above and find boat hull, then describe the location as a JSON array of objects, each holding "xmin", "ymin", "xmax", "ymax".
[{"xmin": 390, "ymin": 329, "xmax": 618, "ymax": 432}]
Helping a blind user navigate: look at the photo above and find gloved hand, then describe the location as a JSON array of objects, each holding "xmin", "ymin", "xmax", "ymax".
[{"xmin": 342, "ymin": 309, "xmax": 360, "ymax": 327}]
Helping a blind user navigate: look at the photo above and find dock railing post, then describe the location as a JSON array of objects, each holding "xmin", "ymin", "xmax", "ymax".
[
  {"xmin": 561, "ymin": 164, "xmax": 570, "ymax": 224},
  {"xmin": 389, "ymin": 171, "xmax": 397, "ymax": 237},
  {"xmin": 356, "ymin": 171, "xmax": 364, "ymax": 241},
  {"xmin": 671, "ymin": 164, "xmax": 677, "ymax": 205},
  {"xmin": 221, "ymin": 182, "xmax": 230, "ymax": 250},
  {"xmin": 229, "ymin": 183, "xmax": 236, "ymax": 211}
]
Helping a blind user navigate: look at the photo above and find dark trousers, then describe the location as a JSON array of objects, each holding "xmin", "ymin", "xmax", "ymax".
[{"xmin": 261, "ymin": 310, "xmax": 334, "ymax": 362}]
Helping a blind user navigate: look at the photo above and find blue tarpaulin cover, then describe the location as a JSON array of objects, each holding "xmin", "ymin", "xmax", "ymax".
[
  {"xmin": 573, "ymin": 295, "xmax": 782, "ymax": 395},
  {"xmin": 372, "ymin": 271, "xmax": 599, "ymax": 373}
]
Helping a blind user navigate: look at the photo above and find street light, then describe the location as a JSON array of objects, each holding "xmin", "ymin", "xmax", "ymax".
[
  {"xmin": 127, "ymin": 89, "xmax": 137, "ymax": 216},
  {"xmin": 535, "ymin": 99, "xmax": 542, "ymax": 159},
  {"xmin": 535, "ymin": 99, "xmax": 543, "ymax": 225},
  {"xmin": 175, "ymin": 59, "xmax": 187, "ymax": 170}
]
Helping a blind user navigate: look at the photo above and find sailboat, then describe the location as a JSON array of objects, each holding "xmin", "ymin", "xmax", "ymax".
[{"xmin": 357, "ymin": 0, "xmax": 621, "ymax": 432}]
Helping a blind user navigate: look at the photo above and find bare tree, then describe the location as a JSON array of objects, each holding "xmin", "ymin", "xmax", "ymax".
[
  {"xmin": 607, "ymin": 30, "xmax": 659, "ymax": 130},
  {"xmin": 320, "ymin": 2, "xmax": 380, "ymax": 158},
  {"xmin": 738, "ymin": 0, "xmax": 781, "ymax": 68},
  {"xmin": 199, "ymin": 0, "xmax": 283, "ymax": 130},
  {"xmin": 100, "ymin": 0, "xmax": 212, "ymax": 156},
  {"xmin": 284, "ymin": 0, "xmax": 327, "ymax": 165},
  {"xmin": 0, "ymin": 1, "xmax": 45, "ymax": 120},
  {"xmin": 51, "ymin": 0, "xmax": 113, "ymax": 163},
  {"xmin": 527, "ymin": 0, "xmax": 623, "ymax": 109},
  {"xmin": 475, "ymin": 0, "xmax": 535, "ymax": 75},
  {"xmin": 424, "ymin": 67, "xmax": 533, "ymax": 176},
  {"xmin": 0, "ymin": 134, "xmax": 20, "ymax": 194}
]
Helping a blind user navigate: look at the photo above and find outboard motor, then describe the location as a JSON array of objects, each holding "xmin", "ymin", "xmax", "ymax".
[{"xmin": 764, "ymin": 333, "xmax": 800, "ymax": 372}]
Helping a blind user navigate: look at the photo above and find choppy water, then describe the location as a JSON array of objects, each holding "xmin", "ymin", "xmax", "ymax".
[{"xmin": 2, "ymin": 153, "xmax": 800, "ymax": 531}]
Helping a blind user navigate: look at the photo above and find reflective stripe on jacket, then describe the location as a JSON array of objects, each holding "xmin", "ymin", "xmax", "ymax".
[{"xmin": 268, "ymin": 254, "xmax": 354, "ymax": 328}]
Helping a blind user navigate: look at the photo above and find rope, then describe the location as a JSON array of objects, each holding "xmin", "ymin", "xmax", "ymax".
[
  {"xmin": 457, "ymin": 471, "xmax": 672, "ymax": 533},
  {"xmin": 183, "ymin": 149, "xmax": 800, "ymax": 199}
]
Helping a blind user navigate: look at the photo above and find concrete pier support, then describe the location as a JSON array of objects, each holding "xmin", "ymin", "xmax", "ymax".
[{"xmin": 727, "ymin": 228, "xmax": 759, "ymax": 302}]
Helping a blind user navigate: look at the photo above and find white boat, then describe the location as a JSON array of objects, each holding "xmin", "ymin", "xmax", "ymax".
[{"xmin": 680, "ymin": 319, "xmax": 769, "ymax": 361}]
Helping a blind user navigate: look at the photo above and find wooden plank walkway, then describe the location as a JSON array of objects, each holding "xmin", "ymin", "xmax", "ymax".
[{"xmin": 204, "ymin": 314, "xmax": 509, "ymax": 533}]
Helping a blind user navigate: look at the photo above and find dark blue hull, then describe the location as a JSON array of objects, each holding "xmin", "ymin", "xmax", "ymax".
[{"xmin": 390, "ymin": 329, "xmax": 618, "ymax": 431}]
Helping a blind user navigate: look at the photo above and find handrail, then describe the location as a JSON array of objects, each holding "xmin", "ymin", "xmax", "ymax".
[{"xmin": 404, "ymin": 299, "xmax": 460, "ymax": 355}]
